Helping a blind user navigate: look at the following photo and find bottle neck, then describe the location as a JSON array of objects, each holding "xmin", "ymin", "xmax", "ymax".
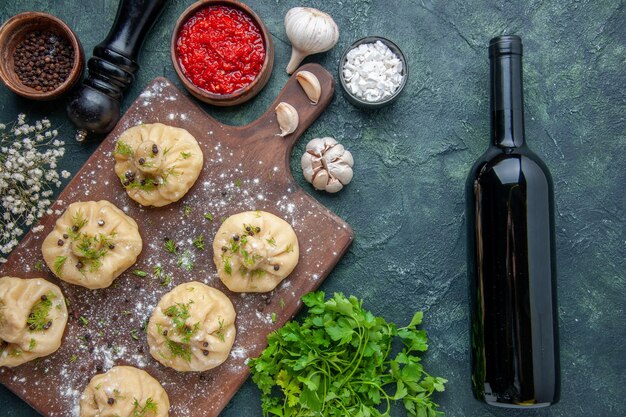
[{"xmin": 490, "ymin": 53, "xmax": 525, "ymax": 148}]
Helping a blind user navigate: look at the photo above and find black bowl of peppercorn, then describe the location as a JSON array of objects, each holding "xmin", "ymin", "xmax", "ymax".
[{"xmin": 0, "ymin": 11, "xmax": 84, "ymax": 101}]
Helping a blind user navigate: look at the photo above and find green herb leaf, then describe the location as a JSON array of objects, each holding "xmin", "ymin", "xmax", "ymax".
[
  {"xmin": 160, "ymin": 274, "xmax": 172, "ymax": 287},
  {"xmin": 26, "ymin": 293, "xmax": 54, "ymax": 332},
  {"xmin": 53, "ymin": 256, "xmax": 67, "ymax": 276},
  {"xmin": 164, "ymin": 302, "xmax": 200, "ymax": 344},
  {"xmin": 153, "ymin": 265, "xmax": 164, "ymax": 278},
  {"xmin": 215, "ymin": 318, "xmax": 226, "ymax": 342},
  {"xmin": 192, "ymin": 234, "xmax": 205, "ymax": 251},
  {"xmin": 177, "ymin": 249, "xmax": 194, "ymax": 271},
  {"xmin": 408, "ymin": 311, "xmax": 424, "ymax": 328},
  {"xmin": 79, "ymin": 316, "xmax": 89, "ymax": 326},
  {"xmin": 203, "ymin": 212, "xmax": 214, "ymax": 221},
  {"xmin": 248, "ymin": 292, "xmax": 446, "ymax": 417},
  {"xmin": 164, "ymin": 239, "xmax": 178, "ymax": 255},
  {"xmin": 133, "ymin": 397, "xmax": 158, "ymax": 417},
  {"xmin": 166, "ymin": 339, "xmax": 191, "ymax": 362},
  {"xmin": 34, "ymin": 260, "xmax": 43, "ymax": 271},
  {"xmin": 114, "ymin": 140, "xmax": 134, "ymax": 157},
  {"xmin": 132, "ymin": 269, "xmax": 148, "ymax": 278}
]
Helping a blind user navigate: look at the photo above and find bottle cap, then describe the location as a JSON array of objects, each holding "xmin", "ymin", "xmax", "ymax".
[{"xmin": 489, "ymin": 35, "xmax": 523, "ymax": 58}]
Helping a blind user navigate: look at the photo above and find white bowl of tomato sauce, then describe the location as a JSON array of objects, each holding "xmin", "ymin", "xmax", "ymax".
[{"xmin": 171, "ymin": 0, "xmax": 274, "ymax": 106}]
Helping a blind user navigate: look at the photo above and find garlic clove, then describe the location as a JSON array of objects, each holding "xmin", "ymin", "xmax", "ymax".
[
  {"xmin": 284, "ymin": 7, "xmax": 339, "ymax": 74},
  {"xmin": 323, "ymin": 143, "xmax": 346, "ymax": 164},
  {"xmin": 325, "ymin": 178, "xmax": 344, "ymax": 193},
  {"xmin": 300, "ymin": 153, "xmax": 316, "ymax": 183},
  {"xmin": 306, "ymin": 137, "xmax": 327, "ymax": 156},
  {"xmin": 296, "ymin": 71, "xmax": 321, "ymax": 104},
  {"xmin": 341, "ymin": 150, "xmax": 354, "ymax": 167},
  {"xmin": 328, "ymin": 162, "xmax": 354, "ymax": 185},
  {"xmin": 312, "ymin": 169, "xmax": 329, "ymax": 191},
  {"xmin": 322, "ymin": 137, "xmax": 338, "ymax": 151},
  {"xmin": 275, "ymin": 102, "xmax": 299, "ymax": 137}
]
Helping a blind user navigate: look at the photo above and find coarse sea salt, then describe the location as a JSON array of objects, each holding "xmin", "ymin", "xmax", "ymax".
[{"xmin": 343, "ymin": 40, "xmax": 404, "ymax": 102}]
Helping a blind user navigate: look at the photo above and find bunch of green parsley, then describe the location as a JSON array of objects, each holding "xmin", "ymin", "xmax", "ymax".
[{"xmin": 249, "ymin": 292, "xmax": 447, "ymax": 417}]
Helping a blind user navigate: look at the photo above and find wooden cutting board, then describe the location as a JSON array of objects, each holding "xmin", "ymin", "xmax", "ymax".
[{"xmin": 0, "ymin": 63, "xmax": 353, "ymax": 417}]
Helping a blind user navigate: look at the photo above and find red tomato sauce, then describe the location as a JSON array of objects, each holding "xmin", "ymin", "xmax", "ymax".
[{"xmin": 176, "ymin": 5, "xmax": 266, "ymax": 95}]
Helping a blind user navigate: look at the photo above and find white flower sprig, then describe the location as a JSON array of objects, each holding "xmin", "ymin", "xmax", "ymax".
[{"xmin": 0, "ymin": 114, "xmax": 71, "ymax": 263}]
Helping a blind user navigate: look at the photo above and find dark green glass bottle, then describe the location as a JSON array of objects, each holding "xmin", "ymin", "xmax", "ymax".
[{"xmin": 466, "ymin": 35, "xmax": 560, "ymax": 408}]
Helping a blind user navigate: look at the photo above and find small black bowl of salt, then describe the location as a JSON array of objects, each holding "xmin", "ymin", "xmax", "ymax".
[{"xmin": 339, "ymin": 36, "xmax": 408, "ymax": 109}]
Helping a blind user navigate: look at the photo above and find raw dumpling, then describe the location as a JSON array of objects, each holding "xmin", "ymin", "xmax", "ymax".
[
  {"xmin": 147, "ymin": 282, "xmax": 236, "ymax": 372},
  {"xmin": 212, "ymin": 211, "xmax": 299, "ymax": 292},
  {"xmin": 0, "ymin": 277, "xmax": 68, "ymax": 367},
  {"xmin": 113, "ymin": 123, "xmax": 203, "ymax": 207},
  {"xmin": 80, "ymin": 365, "xmax": 170, "ymax": 417},
  {"xmin": 41, "ymin": 200, "xmax": 142, "ymax": 289}
]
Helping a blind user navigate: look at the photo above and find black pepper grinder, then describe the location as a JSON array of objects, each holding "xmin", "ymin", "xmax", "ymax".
[{"xmin": 66, "ymin": 0, "xmax": 169, "ymax": 142}]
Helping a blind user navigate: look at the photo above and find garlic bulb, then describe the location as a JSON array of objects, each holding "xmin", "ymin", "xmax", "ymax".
[
  {"xmin": 284, "ymin": 7, "xmax": 339, "ymax": 74},
  {"xmin": 301, "ymin": 137, "xmax": 354, "ymax": 193},
  {"xmin": 275, "ymin": 102, "xmax": 299, "ymax": 136}
]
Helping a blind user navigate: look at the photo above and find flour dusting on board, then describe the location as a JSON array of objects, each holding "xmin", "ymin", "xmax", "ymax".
[{"xmin": 0, "ymin": 77, "xmax": 353, "ymax": 417}]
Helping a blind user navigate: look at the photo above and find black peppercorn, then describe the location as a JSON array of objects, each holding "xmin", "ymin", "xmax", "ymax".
[
  {"xmin": 98, "ymin": 219, "xmax": 105, "ymax": 226},
  {"xmin": 43, "ymin": 321, "xmax": 52, "ymax": 330},
  {"xmin": 245, "ymin": 226, "xmax": 251, "ymax": 232},
  {"xmin": 138, "ymin": 158, "xmax": 145, "ymax": 165},
  {"xmin": 76, "ymin": 261, "xmax": 84, "ymax": 269},
  {"xmin": 162, "ymin": 330, "xmax": 168, "ymax": 336},
  {"xmin": 203, "ymin": 341, "xmax": 209, "ymax": 348},
  {"xmin": 107, "ymin": 397, "xmax": 115, "ymax": 405},
  {"xmin": 274, "ymin": 265, "xmax": 280, "ymax": 271},
  {"xmin": 108, "ymin": 244, "xmax": 115, "ymax": 250},
  {"xmin": 63, "ymin": 234, "xmax": 69, "ymax": 239},
  {"xmin": 233, "ymin": 235, "xmax": 239, "ymax": 241},
  {"xmin": 221, "ymin": 246, "xmax": 227, "ymax": 252},
  {"xmin": 255, "ymin": 227, "xmax": 261, "ymax": 233},
  {"xmin": 12, "ymin": 30, "xmax": 74, "ymax": 92},
  {"xmin": 152, "ymin": 144, "xmax": 158, "ymax": 154},
  {"xmin": 40, "ymin": 294, "xmax": 48, "ymax": 301},
  {"xmin": 140, "ymin": 179, "xmax": 146, "ymax": 186},
  {"xmin": 72, "ymin": 225, "xmax": 79, "ymax": 232},
  {"xmin": 202, "ymin": 349, "xmax": 209, "ymax": 356}
]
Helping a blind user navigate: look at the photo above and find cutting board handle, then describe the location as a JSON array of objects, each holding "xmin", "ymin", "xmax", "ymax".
[{"xmin": 238, "ymin": 63, "xmax": 335, "ymax": 160}]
